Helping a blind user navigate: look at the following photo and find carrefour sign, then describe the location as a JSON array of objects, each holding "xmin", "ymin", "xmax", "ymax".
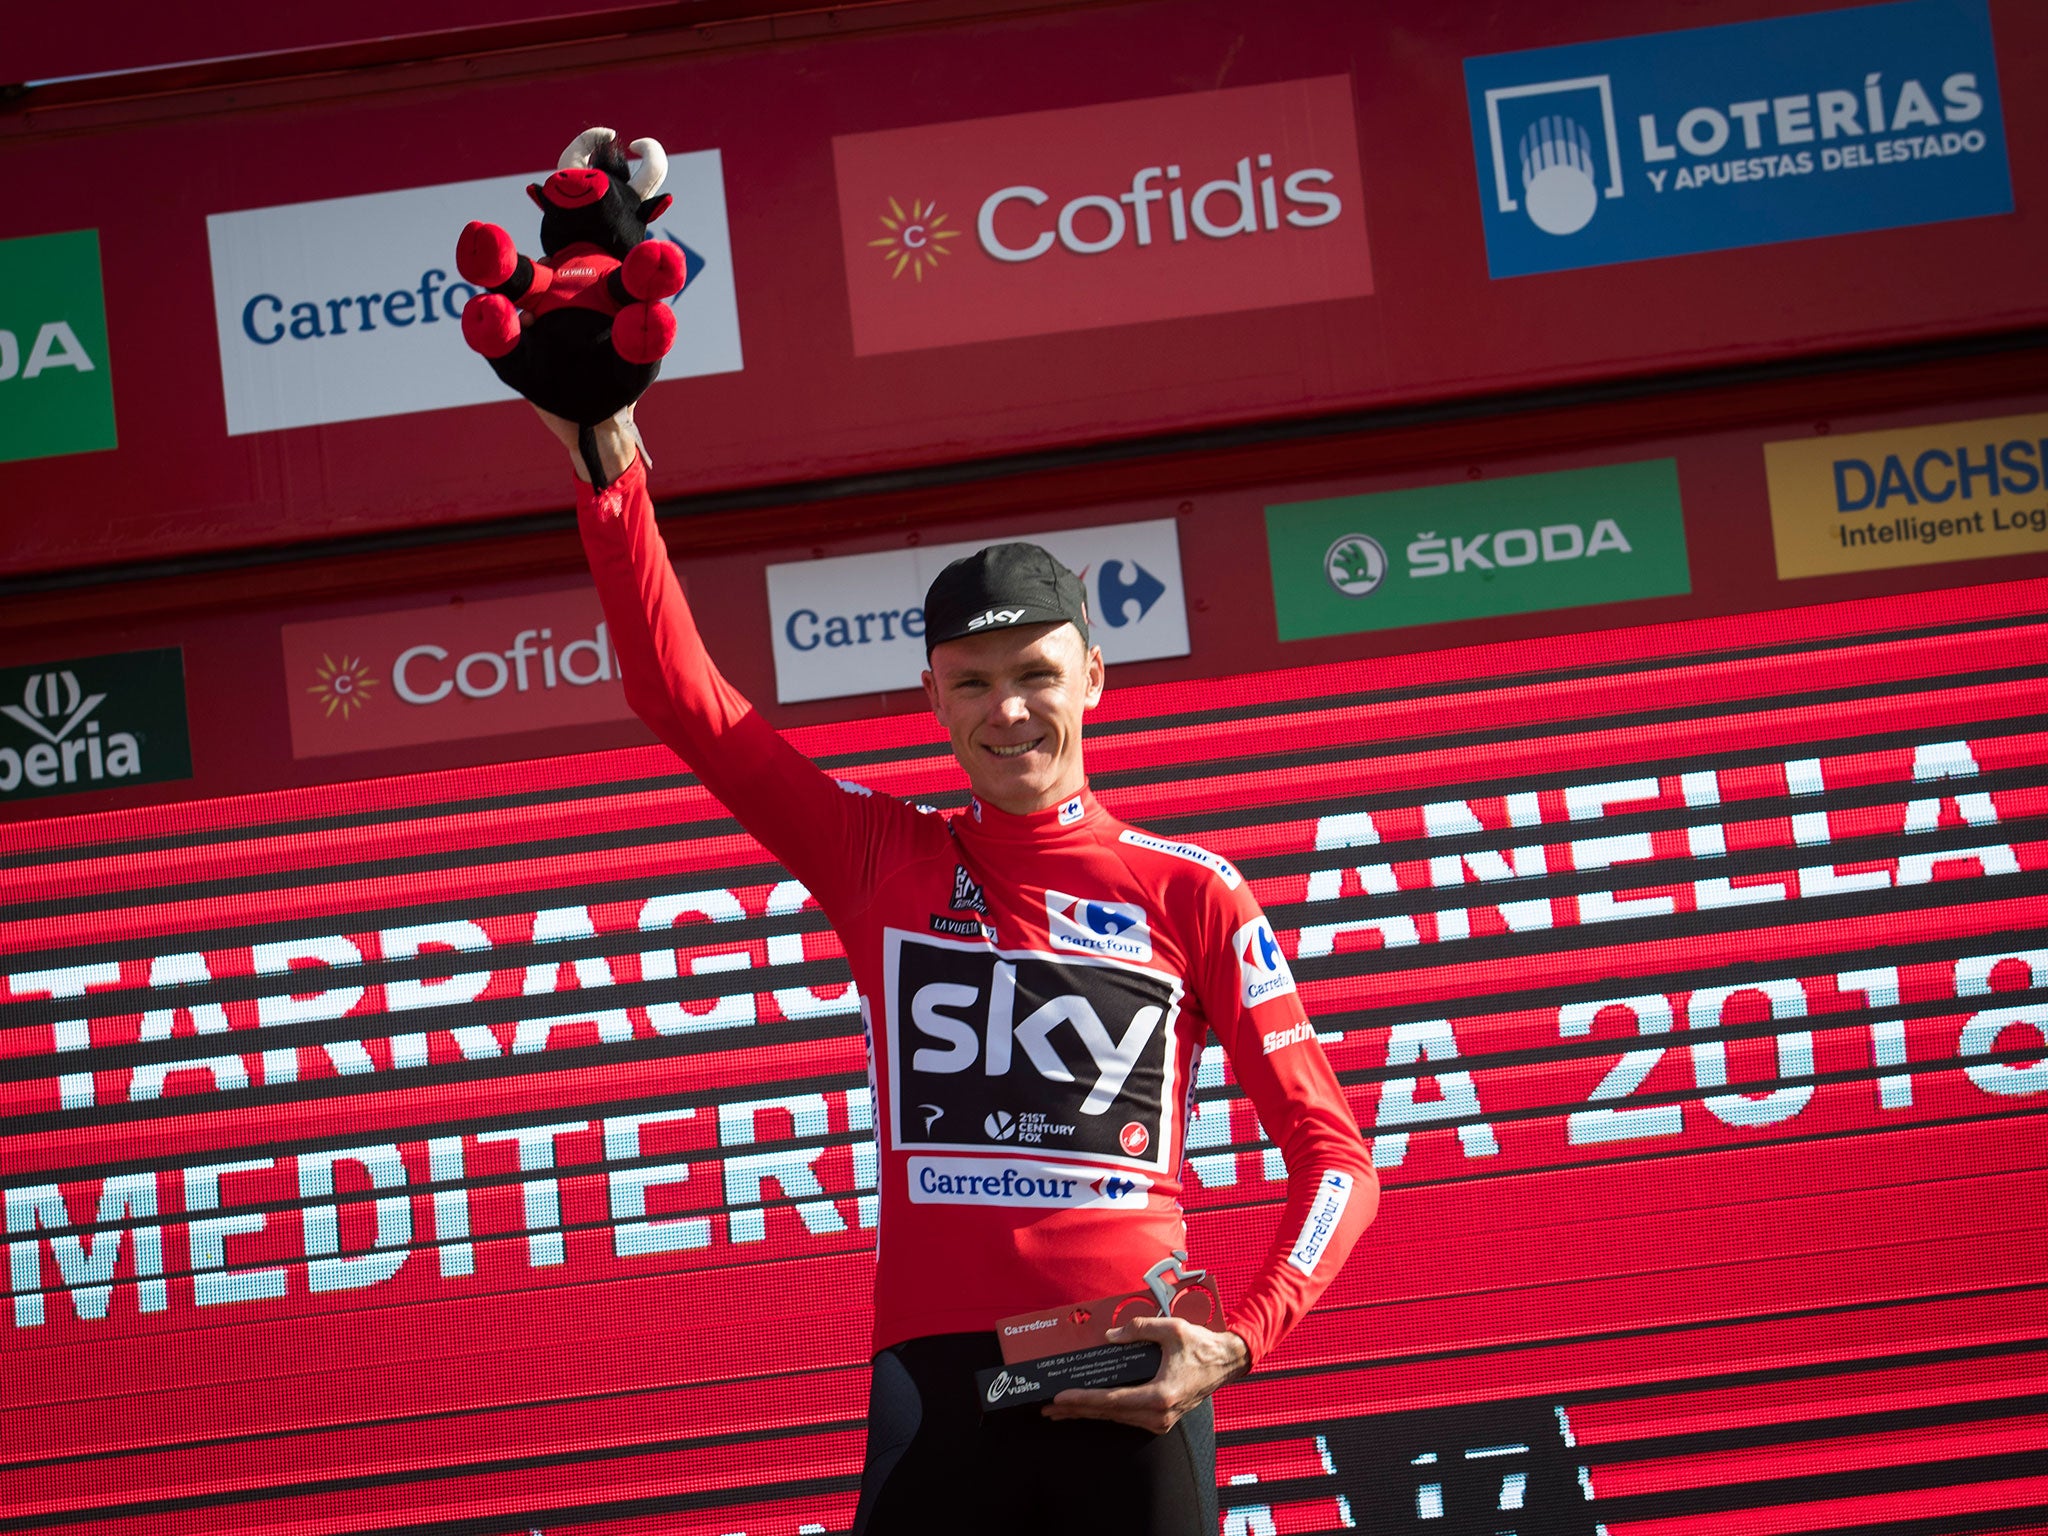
[
  {"xmin": 1463, "ymin": 0, "xmax": 2012, "ymax": 278},
  {"xmin": 764, "ymin": 520, "xmax": 1188, "ymax": 704},
  {"xmin": 205, "ymin": 154, "xmax": 742, "ymax": 435}
]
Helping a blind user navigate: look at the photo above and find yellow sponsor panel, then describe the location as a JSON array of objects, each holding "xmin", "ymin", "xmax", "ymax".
[{"xmin": 1764, "ymin": 410, "xmax": 2048, "ymax": 578}]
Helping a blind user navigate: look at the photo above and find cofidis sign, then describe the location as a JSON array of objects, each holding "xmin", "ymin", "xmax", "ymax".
[
  {"xmin": 1764, "ymin": 410, "xmax": 2048, "ymax": 579},
  {"xmin": 280, "ymin": 588, "xmax": 633, "ymax": 758},
  {"xmin": 831, "ymin": 77, "xmax": 1373, "ymax": 356},
  {"xmin": 1464, "ymin": 0, "xmax": 2011, "ymax": 279},
  {"xmin": 207, "ymin": 153, "xmax": 742, "ymax": 435}
]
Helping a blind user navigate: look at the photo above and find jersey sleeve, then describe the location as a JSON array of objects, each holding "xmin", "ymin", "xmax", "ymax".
[
  {"xmin": 1196, "ymin": 875, "xmax": 1378, "ymax": 1367},
  {"xmin": 575, "ymin": 456, "xmax": 894, "ymax": 916}
]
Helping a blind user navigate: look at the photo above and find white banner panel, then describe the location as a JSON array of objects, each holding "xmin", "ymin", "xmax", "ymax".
[
  {"xmin": 206, "ymin": 151, "xmax": 742, "ymax": 435},
  {"xmin": 766, "ymin": 519, "xmax": 1189, "ymax": 703}
]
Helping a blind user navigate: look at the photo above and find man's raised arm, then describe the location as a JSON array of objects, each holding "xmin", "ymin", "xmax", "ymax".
[{"xmin": 542, "ymin": 406, "xmax": 885, "ymax": 913}]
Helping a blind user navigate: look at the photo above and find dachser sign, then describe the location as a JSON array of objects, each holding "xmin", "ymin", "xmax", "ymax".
[{"xmin": 831, "ymin": 76, "xmax": 1374, "ymax": 355}]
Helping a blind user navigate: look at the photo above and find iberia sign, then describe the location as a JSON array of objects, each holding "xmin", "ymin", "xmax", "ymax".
[
  {"xmin": 280, "ymin": 588, "xmax": 632, "ymax": 759},
  {"xmin": 831, "ymin": 76, "xmax": 1374, "ymax": 356}
]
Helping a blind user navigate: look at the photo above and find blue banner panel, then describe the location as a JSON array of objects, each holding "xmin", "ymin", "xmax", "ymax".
[{"xmin": 1464, "ymin": 0, "xmax": 2013, "ymax": 278}]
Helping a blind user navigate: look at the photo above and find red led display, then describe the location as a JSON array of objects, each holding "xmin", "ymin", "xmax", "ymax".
[{"xmin": 3, "ymin": 574, "xmax": 2046, "ymax": 1534}]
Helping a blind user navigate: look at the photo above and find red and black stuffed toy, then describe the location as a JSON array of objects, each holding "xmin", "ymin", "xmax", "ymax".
[{"xmin": 456, "ymin": 127, "xmax": 687, "ymax": 452}]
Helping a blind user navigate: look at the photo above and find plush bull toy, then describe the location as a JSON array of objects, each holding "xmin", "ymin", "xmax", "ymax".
[{"xmin": 456, "ymin": 128, "xmax": 687, "ymax": 434}]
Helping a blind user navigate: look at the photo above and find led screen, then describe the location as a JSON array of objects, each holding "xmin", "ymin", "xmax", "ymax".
[{"xmin": 4, "ymin": 573, "xmax": 2046, "ymax": 1535}]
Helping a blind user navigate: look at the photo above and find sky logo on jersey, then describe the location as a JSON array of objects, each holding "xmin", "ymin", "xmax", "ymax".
[
  {"xmin": 1464, "ymin": 0, "xmax": 2011, "ymax": 278},
  {"xmin": 1047, "ymin": 892, "xmax": 1152, "ymax": 962},
  {"xmin": 889, "ymin": 932, "xmax": 1179, "ymax": 1167},
  {"xmin": 908, "ymin": 1156, "xmax": 1152, "ymax": 1209},
  {"xmin": 1286, "ymin": 1170, "xmax": 1354, "ymax": 1275},
  {"xmin": 1235, "ymin": 917, "xmax": 1297, "ymax": 1008}
]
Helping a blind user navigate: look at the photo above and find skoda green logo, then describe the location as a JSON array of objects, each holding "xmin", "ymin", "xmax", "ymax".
[
  {"xmin": 0, "ymin": 229, "xmax": 118, "ymax": 464},
  {"xmin": 1324, "ymin": 534, "xmax": 1387, "ymax": 597},
  {"xmin": 1267, "ymin": 459, "xmax": 1691, "ymax": 640}
]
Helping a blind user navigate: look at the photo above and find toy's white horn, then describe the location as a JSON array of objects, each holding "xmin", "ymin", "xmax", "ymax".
[
  {"xmin": 558, "ymin": 127, "xmax": 616, "ymax": 170},
  {"xmin": 627, "ymin": 137, "xmax": 668, "ymax": 198}
]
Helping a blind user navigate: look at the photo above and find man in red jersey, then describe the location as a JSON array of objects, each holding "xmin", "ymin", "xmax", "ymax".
[{"xmin": 550, "ymin": 407, "xmax": 1376, "ymax": 1535}]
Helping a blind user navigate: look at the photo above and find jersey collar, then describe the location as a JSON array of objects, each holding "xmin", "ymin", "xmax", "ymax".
[{"xmin": 959, "ymin": 785, "xmax": 1104, "ymax": 842}]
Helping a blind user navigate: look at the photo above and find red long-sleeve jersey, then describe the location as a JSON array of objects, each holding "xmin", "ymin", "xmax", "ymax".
[{"xmin": 577, "ymin": 457, "xmax": 1376, "ymax": 1363}]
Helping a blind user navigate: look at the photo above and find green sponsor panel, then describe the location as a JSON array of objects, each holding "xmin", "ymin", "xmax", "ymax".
[
  {"xmin": 0, "ymin": 229, "xmax": 118, "ymax": 464},
  {"xmin": 1265, "ymin": 459, "xmax": 1691, "ymax": 640},
  {"xmin": 0, "ymin": 649, "xmax": 190, "ymax": 804}
]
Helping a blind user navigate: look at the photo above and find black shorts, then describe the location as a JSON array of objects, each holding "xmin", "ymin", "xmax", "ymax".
[{"xmin": 851, "ymin": 1331, "xmax": 1218, "ymax": 1536}]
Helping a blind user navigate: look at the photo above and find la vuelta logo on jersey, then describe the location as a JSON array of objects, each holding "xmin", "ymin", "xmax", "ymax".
[{"xmin": 831, "ymin": 76, "xmax": 1373, "ymax": 355}]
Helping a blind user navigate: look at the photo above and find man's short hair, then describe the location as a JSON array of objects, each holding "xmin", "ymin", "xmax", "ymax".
[{"xmin": 922, "ymin": 542, "xmax": 1091, "ymax": 655}]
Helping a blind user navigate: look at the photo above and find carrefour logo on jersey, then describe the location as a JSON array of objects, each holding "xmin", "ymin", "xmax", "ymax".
[
  {"xmin": 908, "ymin": 1157, "xmax": 1153, "ymax": 1211},
  {"xmin": 206, "ymin": 150, "xmax": 742, "ymax": 434},
  {"xmin": 1046, "ymin": 892, "xmax": 1153, "ymax": 963},
  {"xmin": 280, "ymin": 585, "xmax": 635, "ymax": 759},
  {"xmin": 1464, "ymin": 0, "xmax": 2012, "ymax": 278},
  {"xmin": 1234, "ymin": 917, "xmax": 1297, "ymax": 1009},
  {"xmin": 831, "ymin": 76, "xmax": 1372, "ymax": 355},
  {"xmin": 765, "ymin": 517, "xmax": 1188, "ymax": 704}
]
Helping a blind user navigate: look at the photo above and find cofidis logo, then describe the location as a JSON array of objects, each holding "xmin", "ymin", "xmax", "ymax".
[
  {"xmin": 831, "ymin": 76, "xmax": 1373, "ymax": 355},
  {"xmin": 1464, "ymin": 0, "xmax": 2011, "ymax": 278},
  {"xmin": 207, "ymin": 151, "xmax": 742, "ymax": 435},
  {"xmin": 280, "ymin": 587, "xmax": 634, "ymax": 758}
]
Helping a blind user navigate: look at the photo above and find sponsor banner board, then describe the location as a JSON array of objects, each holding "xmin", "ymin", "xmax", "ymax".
[
  {"xmin": 831, "ymin": 76, "xmax": 1373, "ymax": 356},
  {"xmin": 1264, "ymin": 460, "xmax": 1690, "ymax": 640},
  {"xmin": 1464, "ymin": 0, "xmax": 2012, "ymax": 279},
  {"xmin": 0, "ymin": 229, "xmax": 117, "ymax": 465},
  {"xmin": 0, "ymin": 648, "xmax": 188, "ymax": 802},
  {"xmin": 207, "ymin": 151, "xmax": 741, "ymax": 435},
  {"xmin": 280, "ymin": 588, "xmax": 634, "ymax": 758},
  {"xmin": 1764, "ymin": 410, "xmax": 2048, "ymax": 579},
  {"xmin": 764, "ymin": 518, "xmax": 1188, "ymax": 704}
]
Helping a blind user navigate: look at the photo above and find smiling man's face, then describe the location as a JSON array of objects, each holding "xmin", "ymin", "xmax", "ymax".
[{"xmin": 922, "ymin": 621, "xmax": 1104, "ymax": 816}]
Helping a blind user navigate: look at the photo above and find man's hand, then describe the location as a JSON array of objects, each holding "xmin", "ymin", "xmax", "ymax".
[
  {"xmin": 1042, "ymin": 1317, "xmax": 1251, "ymax": 1434},
  {"xmin": 532, "ymin": 403, "xmax": 639, "ymax": 485}
]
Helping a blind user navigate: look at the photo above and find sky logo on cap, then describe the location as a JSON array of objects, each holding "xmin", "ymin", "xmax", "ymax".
[
  {"xmin": 1046, "ymin": 891, "xmax": 1152, "ymax": 962},
  {"xmin": 1234, "ymin": 917, "xmax": 1297, "ymax": 1007}
]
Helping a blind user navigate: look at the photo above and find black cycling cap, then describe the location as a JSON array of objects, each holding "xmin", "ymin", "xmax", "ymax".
[{"xmin": 922, "ymin": 542, "xmax": 1091, "ymax": 653}]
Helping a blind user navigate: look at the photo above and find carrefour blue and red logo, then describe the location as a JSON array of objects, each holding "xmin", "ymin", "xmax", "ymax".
[
  {"xmin": 1234, "ymin": 917, "xmax": 1297, "ymax": 1008},
  {"xmin": 1464, "ymin": 0, "xmax": 2012, "ymax": 277}
]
